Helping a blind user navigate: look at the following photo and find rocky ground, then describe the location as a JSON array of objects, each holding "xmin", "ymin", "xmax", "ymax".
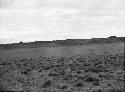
[{"xmin": 0, "ymin": 53, "xmax": 124, "ymax": 92}]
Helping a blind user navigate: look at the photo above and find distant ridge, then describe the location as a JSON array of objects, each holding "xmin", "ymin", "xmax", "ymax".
[{"xmin": 0, "ymin": 36, "xmax": 125, "ymax": 49}]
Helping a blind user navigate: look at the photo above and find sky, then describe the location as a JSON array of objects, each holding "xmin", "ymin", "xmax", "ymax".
[{"xmin": 0, "ymin": 0, "xmax": 125, "ymax": 44}]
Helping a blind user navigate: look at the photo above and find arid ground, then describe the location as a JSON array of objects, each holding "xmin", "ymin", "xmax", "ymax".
[{"xmin": 0, "ymin": 42, "xmax": 124, "ymax": 92}]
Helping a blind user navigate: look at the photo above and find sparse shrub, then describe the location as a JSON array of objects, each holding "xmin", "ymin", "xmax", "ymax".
[
  {"xmin": 21, "ymin": 69, "xmax": 31, "ymax": 75},
  {"xmin": 42, "ymin": 80, "xmax": 52, "ymax": 88},
  {"xmin": 56, "ymin": 83, "xmax": 69, "ymax": 89},
  {"xmin": 107, "ymin": 83, "xmax": 112, "ymax": 86},
  {"xmin": 93, "ymin": 82, "xmax": 100, "ymax": 86},
  {"xmin": 85, "ymin": 77, "xmax": 99, "ymax": 82},
  {"xmin": 74, "ymin": 82, "xmax": 83, "ymax": 87}
]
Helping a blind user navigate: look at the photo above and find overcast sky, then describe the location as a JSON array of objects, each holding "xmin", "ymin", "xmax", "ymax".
[{"xmin": 0, "ymin": 0, "xmax": 125, "ymax": 44}]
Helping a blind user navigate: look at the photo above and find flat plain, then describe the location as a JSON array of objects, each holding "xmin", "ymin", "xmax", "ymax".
[{"xmin": 0, "ymin": 42, "xmax": 124, "ymax": 92}]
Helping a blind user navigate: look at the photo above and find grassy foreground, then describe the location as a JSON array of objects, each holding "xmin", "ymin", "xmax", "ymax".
[
  {"xmin": 0, "ymin": 53, "xmax": 124, "ymax": 92},
  {"xmin": 0, "ymin": 42, "xmax": 124, "ymax": 92}
]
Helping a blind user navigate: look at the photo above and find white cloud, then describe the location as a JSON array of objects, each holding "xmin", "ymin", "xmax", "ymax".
[{"xmin": 0, "ymin": 0, "xmax": 125, "ymax": 43}]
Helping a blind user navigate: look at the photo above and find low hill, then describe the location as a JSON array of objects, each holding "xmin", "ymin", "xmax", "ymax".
[{"xmin": 0, "ymin": 36, "xmax": 125, "ymax": 50}]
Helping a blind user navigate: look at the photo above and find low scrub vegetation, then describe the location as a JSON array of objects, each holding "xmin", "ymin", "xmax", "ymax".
[{"xmin": 0, "ymin": 53, "xmax": 124, "ymax": 92}]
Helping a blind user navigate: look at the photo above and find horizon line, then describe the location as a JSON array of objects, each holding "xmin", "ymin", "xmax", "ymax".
[{"xmin": 1, "ymin": 36, "xmax": 124, "ymax": 45}]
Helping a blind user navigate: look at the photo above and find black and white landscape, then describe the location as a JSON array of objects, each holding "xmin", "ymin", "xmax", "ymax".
[{"xmin": 0, "ymin": 0, "xmax": 125, "ymax": 92}]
